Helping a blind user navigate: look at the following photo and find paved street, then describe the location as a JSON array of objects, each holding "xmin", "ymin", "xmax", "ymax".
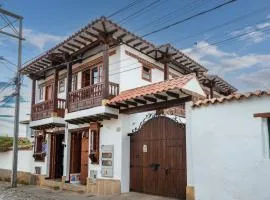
[{"xmin": 0, "ymin": 182, "xmax": 178, "ymax": 200}]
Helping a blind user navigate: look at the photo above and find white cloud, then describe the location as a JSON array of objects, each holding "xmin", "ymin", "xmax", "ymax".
[
  {"xmin": 23, "ymin": 28, "xmax": 66, "ymax": 50},
  {"xmin": 238, "ymin": 69, "xmax": 270, "ymax": 90},
  {"xmin": 183, "ymin": 40, "xmax": 270, "ymax": 91},
  {"xmin": 230, "ymin": 21, "xmax": 270, "ymax": 44}
]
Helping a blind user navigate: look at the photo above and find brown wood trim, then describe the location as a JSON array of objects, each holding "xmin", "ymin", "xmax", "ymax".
[
  {"xmin": 72, "ymin": 50, "xmax": 116, "ymax": 74},
  {"xmin": 39, "ymin": 78, "xmax": 54, "ymax": 87},
  {"xmin": 125, "ymin": 50, "xmax": 163, "ymax": 71},
  {"xmin": 253, "ymin": 112, "xmax": 270, "ymax": 118}
]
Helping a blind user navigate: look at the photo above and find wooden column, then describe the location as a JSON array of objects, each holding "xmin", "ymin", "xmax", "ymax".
[
  {"xmin": 164, "ymin": 62, "xmax": 169, "ymax": 80},
  {"xmin": 102, "ymin": 42, "xmax": 109, "ymax": 100},
  {"xmin": 66, "ymin": 56, "xmax": 72, "ymax": 111},
  {"xmin": 31, "ymin": 77, "xmax": 36, "ymax": 120},
  {"xmin": 53, "ymin": 69, "xmax": 59, "ymax": 113}
]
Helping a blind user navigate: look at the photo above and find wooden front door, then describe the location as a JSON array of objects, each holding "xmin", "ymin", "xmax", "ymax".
[
  {"xmin": 50, "ymin": 133, "xmax": 64, "ymax": 179},
  {"xmin": 80, "ymin": 131, "xmax": 89, "ymax": 185},
  {"xmin": 130, "ymin": 116, "xmax": 186, "ymax": 198}
]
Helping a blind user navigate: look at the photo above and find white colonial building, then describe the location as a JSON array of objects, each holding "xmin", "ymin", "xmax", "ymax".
[{"xmin": 20, "ymin": 17, "xmax": 235, "ymax": 199}]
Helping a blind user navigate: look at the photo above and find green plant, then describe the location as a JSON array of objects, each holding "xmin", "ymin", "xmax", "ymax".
[{"xmin": 0, "ymin": 136, "xmax": 32, "ymax": 152}]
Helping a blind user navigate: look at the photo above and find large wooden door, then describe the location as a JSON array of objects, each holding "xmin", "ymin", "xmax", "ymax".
[
  {"xmin": 130, "ymin": 116, "xmax": 186, "ymax": 199},
  {"xmin": 80, "ymin": 132, "xmax": 89, "ymax": 185},
  {"xmin": 50, "ymin": 133, "xmax": 64, "ymax": 179}
]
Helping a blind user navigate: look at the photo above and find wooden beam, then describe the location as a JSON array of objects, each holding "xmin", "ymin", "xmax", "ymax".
[
  {"xmin": 62, "ymin": 45, "xmax": 76, "ymax": 52},
  {"xmin": 140, "ymin": 46, "xmax": 149, "ymax": 51},
  {"xmin": 125, "ymin": 100, "xmax": 137, "ymax": 107},
  {"xmin": 254, "ymin": 112, "xmax": 270, "ymax": 118},
  {"xmin": 133, "ymin": 42, "xmax": 143, "ymax": 48},
  {"xmin": 96, "ymin": 114, "xmax": 110, "ymax": 120},
  {"xmin": 115, "ymin": 102, "xmax": 128, "ymax": 108},
  {"xmin": 121, "ymin": 96, "xmax": 192, "ymax": 114},
  {"xmin": 166, "ymin": 91, "xmax": 179, "ymax": 98},
  {"xmin": 53, "ymin": 68, "xmax": 59, "ymax": 112},
  {"xmin": 143, "ymin": 96, "xmax": 157, "ymax": 103},
  {"xmin": 67, "ymin": 42, "xmax": 81, "ymax": 49},
  {"xmin": 126, "ymin": 38, "xmax": 136, "ymax": 44},
  {"xmin": 117, "ymin": 33, "xmax": 127, "ymax": 40},
  {"xmin": 154, "ymin": 94, "xmax": 167, "ymax": 101},
  {"xmin": 79, "ymin": 35, "xmax": 93, "ymax": 42},
  {"xmin": 85, "ymin": 30, "xmax": 99, "ymax": 39},
  {"xmin": 133, "ymin": 98, "xmax": 147, "ymax": 105},
  {"xmin": 146, "ymin": 49, "xmax": 156, "ymax": 54},
  {"xmin": 103, "ymin": 113, "xmax": 118, "ymax": 119},
  {"xmin": 73, "ymin": 38, "xmax": 87, "ymax": 46}
]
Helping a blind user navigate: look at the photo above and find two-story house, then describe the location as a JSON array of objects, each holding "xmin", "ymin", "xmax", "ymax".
[{"xmin": 21, "ymin": 17, "xmax": 236, "ymax": 199}]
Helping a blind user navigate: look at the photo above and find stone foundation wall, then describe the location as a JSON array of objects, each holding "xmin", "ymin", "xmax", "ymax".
[
  {"xmin": 87, "ymin": 178, "xmax": 121, "ymax": 195},
  {"xmin": 0, "ymin": 168, "xmax": 40, "ymax": 185}
]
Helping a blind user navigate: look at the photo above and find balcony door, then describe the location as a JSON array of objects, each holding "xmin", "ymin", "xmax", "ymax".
[
  {"xmin": 45, "ymin": 85, "xmax": 53, "ymax": 101},
  {"xmin": 81, "ymin": 65, "xmax": 103, "ymax": 88}
]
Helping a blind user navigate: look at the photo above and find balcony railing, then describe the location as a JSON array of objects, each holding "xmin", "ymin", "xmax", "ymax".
[
  {"xmin": 31, "ymin": 98, "xmax": 66, "ymax": 121},
  {"xmin": 68, "ymin": 82, "xmax": 119, "ymax": 112}
]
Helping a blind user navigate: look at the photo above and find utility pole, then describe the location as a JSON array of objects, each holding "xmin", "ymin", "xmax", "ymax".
[{"xmin": 0, "ymin": 7, "xmax": 24, "ymax": 187}]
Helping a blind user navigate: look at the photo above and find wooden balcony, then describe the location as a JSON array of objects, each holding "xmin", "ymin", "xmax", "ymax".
[
  {"xmin": 68, "ymin": 82, "xmax": 119, "ymax": 113},
  {"xmin": 31, "ymin": 99, "xmax": 66, "ymax": 121}
]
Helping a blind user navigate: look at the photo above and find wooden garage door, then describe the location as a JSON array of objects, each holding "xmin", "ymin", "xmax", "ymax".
[{"xmin": 130, "ymin": 116, "xmax": 186, "ymax": 198}]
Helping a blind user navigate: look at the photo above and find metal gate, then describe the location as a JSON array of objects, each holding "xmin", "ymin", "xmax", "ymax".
[{"xmin": 130, "ymin": 115, "xmax": 186, "ymax": 198}]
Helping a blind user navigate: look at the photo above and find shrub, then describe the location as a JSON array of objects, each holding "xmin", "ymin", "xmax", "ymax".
[{"xmin": 0, "ymin": 136, "xmax": 32, "ymax": 152}]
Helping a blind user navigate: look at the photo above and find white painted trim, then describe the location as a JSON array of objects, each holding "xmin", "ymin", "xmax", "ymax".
[
  {"xmin": 65, "ymin": 106, "xmax": 119, "ymax": 121},
  {"xmin": 29, "ymin": 117, "xmax": 65, "ymax": 128}
]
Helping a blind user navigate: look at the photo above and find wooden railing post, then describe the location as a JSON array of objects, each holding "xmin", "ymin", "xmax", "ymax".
[
  {"xmin": 102, "ymin": 42, "xmax": 109, "ymax": 100},
  {"xmin": 65, "ymin": 54, "xmax": 72, "ymax": 111},
  {"xmin": 53, "ymin": 69, "xmax": 59, "ymax": 114},
  {"xmin": 31, "ymin": 77, "xmax": 36, "ymax": 120}
]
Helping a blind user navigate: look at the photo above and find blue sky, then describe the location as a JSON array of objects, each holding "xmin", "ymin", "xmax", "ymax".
[{"xmin": 0, "ymin": 0, "xmax": 270, "ymax": 102}]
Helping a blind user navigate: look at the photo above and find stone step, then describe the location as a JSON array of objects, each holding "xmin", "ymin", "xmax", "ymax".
[{"xmin": 62, "ymin": 183, "xmax": 86, "ymax": 193}]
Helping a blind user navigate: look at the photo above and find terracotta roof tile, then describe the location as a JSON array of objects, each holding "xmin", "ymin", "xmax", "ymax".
[
  {"xmin": 108, "ymin": 74, "xmax": 196, "ymax": 104},
  {"xmin": 193, "ymin": 90, "xmax": 270, "ymax": 108}
]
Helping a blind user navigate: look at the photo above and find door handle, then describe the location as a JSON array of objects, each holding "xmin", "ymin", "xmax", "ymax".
[{"xmin": 164, "ymin": 167, "xmax": 171, "ymax": 175}]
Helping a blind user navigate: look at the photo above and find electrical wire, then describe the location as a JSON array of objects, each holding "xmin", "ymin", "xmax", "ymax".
[
  {"xmin": 142, "ymin": 0, "xmax": 238, "ymax": 37},
  {"xmin": 107, "ymin": 0, "xmax": 146, "ymax": 18}
]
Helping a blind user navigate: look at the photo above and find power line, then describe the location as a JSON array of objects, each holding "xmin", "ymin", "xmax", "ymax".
[
  {"xmin": 117, "ymin": 0, "xmax": 163, "ymax": 24},
  {"xmin": 133, "ymin": 0, "xmax": 212, "ymax": 33},
  {"xmin": 142, "ymin": 0, "xmax": 238, "ymax": 37},
  {"xmin": 188, "ymin": 21, "xmax": 270, "ymax": 52},
  {"xmin": 171, "ymin": 5, "xmax": 270, "ymax": 45},
  {"xmin": 108, "ymin": 0, "xmax": 146, "ymax": 18}
]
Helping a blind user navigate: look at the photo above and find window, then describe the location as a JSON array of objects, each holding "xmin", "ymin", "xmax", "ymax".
[
  {"xmin": 33, "ymin": 132, "xmax": 46, "ymax": 162},
  {"xmin": 89, "ymin": 123, "xmax": 100, "ymax": 164},
  {"xmin": 39, "ymin": 87, "xmax": 43, "ymax": 100},
  {"xmin": 91, "ymin": 67, "xmax": 99, "ymax": 85},
  {"xmin": 142, "ymin": 66, "xmax": 151, "ymax": 81},
  {"xmin": 72, "ymin": 74, "xmax": 77, "ymax": 91},
  {"xmin": 58, "ymin": 79, "xmax": 65, "ymax": 93}
]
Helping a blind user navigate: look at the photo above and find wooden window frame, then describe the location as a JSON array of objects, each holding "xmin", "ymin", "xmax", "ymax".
[
  {"xmin": 81, "ymin": 64, "xmax": 104, "ymax": 89},
  {"xmin": 33, "ymin": 133, "xmax": 46, "ymax": 162},
  {"xmin": 141, "ymin": 65, "xmax": 152, "ymax": 82},
  {"xmin": 58, "ymin": 79, "xmax": 65, "ymax": 93}
]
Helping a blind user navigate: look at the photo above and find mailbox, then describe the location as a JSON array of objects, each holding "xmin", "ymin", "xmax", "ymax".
[{"xmin": 101, "ymin": 145, "xmax": 114, "ymax": 177}]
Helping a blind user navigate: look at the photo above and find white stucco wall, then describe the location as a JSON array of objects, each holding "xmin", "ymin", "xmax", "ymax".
[
  {"xmin": 186, "ymin": 96, "xmax": 270, "ymax": 200},
  {"xmin": 0, "ymin": 150, "xmax": 33, "ymax": 172}
]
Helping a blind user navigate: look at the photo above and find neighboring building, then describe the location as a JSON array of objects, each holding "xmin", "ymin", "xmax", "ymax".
[
  {"xmin": 20, "ymin": 17, "xmax": 235, "ymax": 199},
  {"xmin": 186, "ymin": 91, "xmax": 270, "ymax": 200}
]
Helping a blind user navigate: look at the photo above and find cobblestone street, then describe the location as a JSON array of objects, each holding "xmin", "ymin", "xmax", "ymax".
[{"xmin": 0, "ymin": 182, "xmax": 177, "ymax": 200}]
